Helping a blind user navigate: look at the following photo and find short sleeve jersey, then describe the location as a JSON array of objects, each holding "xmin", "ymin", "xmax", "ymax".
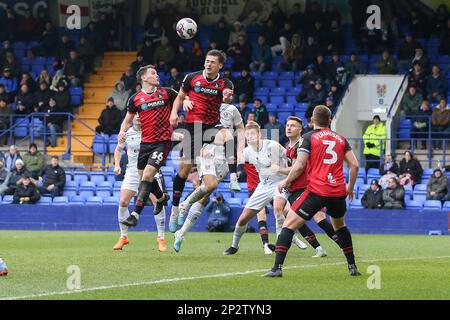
[
  {"xmin": 219, "ymin": 103, "xmax": 243, "ymax": 129},
  {"xmin": 181, "ymin": 71, "xmax": 234, "ymax": 125},
  {"xmin": 299, "ymin": 128, "xmax": 351, "ymax": 197},
  {"xmin": 286, "ymin": 139, "xmax": 308, "ymax": 192},
  {"xmin": 127, "ymin": 87, "xmax": 177, "ymax": 143}
]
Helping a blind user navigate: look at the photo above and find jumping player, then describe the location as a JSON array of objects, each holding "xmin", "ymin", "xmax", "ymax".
[
  {"xmin": 168, "ymin": 50, "xmax": 235, "ymax": 231},
  {"xmin": 119, "ymin": 65, "xmax": 177, "ymax": 228},
  {"xmin": 112, "ymin": 114, "xmax": 167, "ymax": 252},
  {"xmin": 264, "ymin": 105, "xmax": 361, "ymax": 277}
]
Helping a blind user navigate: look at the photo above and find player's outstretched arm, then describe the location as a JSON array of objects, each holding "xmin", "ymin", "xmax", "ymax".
[
  {"xmin": 344, "ymin": 150, "xmax": 359, "ymax": 201},
  {"xmin": 118, "ymin": 112, "xmax": 134, "ymax": 141},
  {"xmin": 170, "ymin": 91, "xmax": 187, "ymax": 127},
  {"xmin": 287, "ymin": 151, "xmax": 308, "ymax": 183},
  {"xmin": 113, "ymin": 144, "xmax": 124, "ymax": 176}
]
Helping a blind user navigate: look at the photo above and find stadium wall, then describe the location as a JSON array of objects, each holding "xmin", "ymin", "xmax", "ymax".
[{"xmin": 0, "ymin": 205, "xmax": 448, "ymax": 235}]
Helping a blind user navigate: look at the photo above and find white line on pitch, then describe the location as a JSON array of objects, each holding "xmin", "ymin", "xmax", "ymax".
[{"xmin": 2, "ymin": 255, "xmax": 450, "ymax": 300}]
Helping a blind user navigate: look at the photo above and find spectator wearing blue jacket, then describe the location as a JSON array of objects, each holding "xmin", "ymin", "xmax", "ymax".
[
  {"xmin": 0, "ymin": 67, "xmax": 17, "ymax": 94},
  {"xmin": 206, "ymin": 192, "xmax": 231, "ymax": 232},
  {"xmin": 250, "ymin": 35, "xmax": 272, "ymax": 72},
  {"xmin": 427, "ymin": 65, "xmax": 448, "ymax": 103}
]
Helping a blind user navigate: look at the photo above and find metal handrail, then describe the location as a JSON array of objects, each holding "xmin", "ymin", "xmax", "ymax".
[{"xmin": 387, "ymin": 73, "xmax": 408, "ymax": 117}]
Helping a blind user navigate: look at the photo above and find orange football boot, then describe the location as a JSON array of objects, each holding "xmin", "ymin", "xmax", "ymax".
[
  {"xmin": 113, "ymin": 237, "xmax": 129, "ymax": 250},
  {"xmin": 157, "ymin": 237, "xmax": 167, "ymax": 253}
]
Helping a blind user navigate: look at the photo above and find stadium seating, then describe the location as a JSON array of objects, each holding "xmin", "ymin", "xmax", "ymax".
[
  {"xmin": 350, "ymin": 199, "xmax": 363, "ymax": 209},
  {"xmin": 53, "ymin": 197, "xmax": 69, "ymax": 205},
  {"xmin": 423, "ymin": 200, "xmax": 442, "ymax": 210},
  {"xmin": 405, "ymin": 200, "xmax": 423, "ymax": 209}
]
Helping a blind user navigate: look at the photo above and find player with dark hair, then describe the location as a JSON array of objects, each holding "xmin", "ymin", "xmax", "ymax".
[
  {"xmin": 264, "ymin": 106, "xmax": 361, "ymax": 277},
  {"xmin": 118, "ymin": 65, "xmax": 177, "ymax": 227},
  {"xmin": 168, "ymin": 50, "xmax": 235, "ymax": 232}
]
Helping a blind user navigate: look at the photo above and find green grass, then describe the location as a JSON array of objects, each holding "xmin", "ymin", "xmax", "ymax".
[{"xmin": 0, "ymin": 231, "xmax": 450, "ymax": 300}]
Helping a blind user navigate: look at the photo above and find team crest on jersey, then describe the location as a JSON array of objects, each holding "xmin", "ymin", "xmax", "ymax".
[
  {"xmin": 214, "ymin": 82, "xmax": 221, "ymax": 88},
  {"xmin": 157, "ymin": 92, "xmax": 164, "ymax": 99}
]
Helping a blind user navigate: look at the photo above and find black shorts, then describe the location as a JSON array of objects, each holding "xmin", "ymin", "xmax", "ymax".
[
  {"xmin": 182, "ymin": 122, "xmax": 220, "ymax": 161},
  {"xmin": 288, "ymin": 189, "xmax": 305, "ymax": 205},
  {"xmin": 291, "ymin": 190, "xmax": 346, "ymax": 221},
  {"xmin": 137, "ymin": 141, "xmax": 171, "ymax": 171}
]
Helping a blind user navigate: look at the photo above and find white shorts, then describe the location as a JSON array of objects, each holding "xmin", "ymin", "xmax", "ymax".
[
  {"xmin": 121, "ymin": 169, "xmax": 140, "ymax": 194},
  {"xmin": 197, "ymin": 155, "xmax": 229, "ymax": 182},
  {"xmin": 245, "ymin": 181, "xmax": 289, "ymax": 211}
]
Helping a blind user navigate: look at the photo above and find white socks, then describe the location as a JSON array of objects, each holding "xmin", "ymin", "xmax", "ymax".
[
  {"xmin": 231, "ymin": 223, "xmax": 248, "ymax": 248},
  {"xmin": 275, "ymin": 214, "xmax": 285, "ymax": 239},
  {"xmin": 230, "ymin": 172, "xmax": 237, "ymax": 181},
  {"xmin": 154, "ymin": 207, "xmax": 166, "ymax": 239},
  {"xmin": 179, "ymin": 202, "xmax": 204, "ymax": 237},
  {"xmin": 118, "ymin": 207, "xmax": 129, "ymax": 238}
]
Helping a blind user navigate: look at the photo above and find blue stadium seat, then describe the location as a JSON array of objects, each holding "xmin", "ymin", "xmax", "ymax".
[
  {"xmin": 160, "ymin": 166, "xmax": 175, "ymax": 178},
  {"xmin": 227, "ymin": 198, "xmax": 242, "ymax": 207},
  {"xmin": 64, "ymin": 180, "xmax": 79, "ymax": 191},
  {"xmin": 53, "ymin": 196, "xmax": 69, "ymax": 205},
  {"xmin": 286, "ymin": 96, "xmax": 298, "ymax": 104},
  {"xmin": 253, "ymin": 95, "xmax": 269, "ymax": 104},
  {"xmin": 422, "ymin": 168, "xmax": 434, "ymax": 179},
  {"xmin": 107, "ymin": 173, "xmax": 116, "ymax": 183},
  {"xmin": 271, "ymin": 87, "xmax": 286, "ymax": 95},
  {"xmin": 103, "ymin": 196, "xmax": 119, "ymax": 205},
  {"xmin": 262, "ymin": 71, "xmax": 278, "ymax": 79},
  {"xmin": 443, "ymin": 201, "xmax": 450, "ymax": 210},
  {"xmin": 412, "ymin": 194, "xmax": 426, "ymax": 203},
  {"xmin": 113, "ymin": 181, "xmax": 123, "ymax": 189},
  {"xmin": 278, "ymin": 79, "xmax": 293, "ymax": 88},
  {"xmin": 63, "ymin": 190, "xmax": 78, "ymax": 199},
  {"xmin": 92, "ymin": 135, "xmax": 109, "ymax": 154},
  {"xmin": 279, "ymin": 103, "xmax": 294, "ymax": 112},
  {"xmin": 243, "ymin": 198, "xmax": 249, "ymax": 206},
  {"xmin": 405, "ymin": 200, "xmax": 423, "ymax": 209},
  {"xmin": 37, "ymin": 197, "xmax": 52, "ymax": 205},
  {"xmin": 73, "ymin": 172, "xmax": 89, "ymax": 183},
  {"xmin": 65, "ymin": 173, "xmax": 73, "ymax": 182},
  {"xmin": 357, "ymin": 184, "xmax": 370, "ymax": 198},
  {"xmin": 79, "ymin": 181, "xmax": 96, "ymax": 191},
  {"xmin": 296, "ymin": 102, "xmax": 309, "ymax": 111},
  {"xmin": 278, "ymin": 71, "xmax": 295, "ymax": 79},
  {"xmin": 254, "ymin": 87, "xmax": 270, "ymax": 95},
  {"xmin": 262, "ymin": 79, "xmax": 277, "ymax": 88},
  {"xmin": 90, "ymin": 172, "xmax": 106, "ymax": 184},
  {"xmin": 71, "ymin": 95, "xmax": 82, "ymax": 106},
  {"xmin": 86, "ymin": 196, "xmax": 103, "ymax": 205},
  {"xmin": 423, "ymin": 200, "xmax": 442, "ymax": 210},
  {"xmin": 266, "ymin": 104, "xmax": 278, "ymax": 112},
  {"xmin": 357, "ymin": 168, "xmax": 366, "ymax": 180},
  {"xmin": 270, "ymin": 96, "xmax": 285, "ymax": 105},
  {"xmin": 367, "ymin": 168, "xmax": 379, "ymax": 176},
  {"xmin": 350, "ymin": 199, "xmax": 363, "ymax": 209},
  {"xmin": 96, "ymin": 181, "xmax": 113, "ymax": 191},
  {"xmin": 413, "ymin": 184, "xmax": 427, "ymax": 195},
  {"xmin": 69, "ymin": 86, "xmax": 83, "ymax": 96},
  {"xmin": 164, "ymin": 180, "xmax": 173, "ymax": 191},
  {"xmin": 69, "ymin": 195, "xmax": 85, "ymax": 205},
  {"xmin": 2, "ymin": 195, "xmax": 13, "ymax": 204},
  {"xmin": 79, "ymin": 190, "xmax": 95, "ymax": 200},
  {"xmin": 96, "ymin": 190, "xmax": 112, "ymax": 199},
  {"xmin": 355, "ymin": 178, "xmax": 365, "ymax": 186}
]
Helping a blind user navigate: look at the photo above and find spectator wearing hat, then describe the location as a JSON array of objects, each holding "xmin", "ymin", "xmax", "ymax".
[
  {"xmin": 0, "ymin": 98, "xmax": 12, "ymax": 146},
  {"xmin": 111, "ymin": 80, "xmax": 129, "ymax": 115},
  {"xmin": 130, "ymin": 53, "xmax": 147, "ymax": 75},
  {"xmin": 2, "ymin": 158, "xmax": 31, "ymax": 196},
  {"xmin": 361, "ymin": 179, "xmax": 384, "ymax": 209},
  {"xmin": 22, "ymin": 143, "xmax": 45, "ymax": 180},
  {"xmin": 382, "ymin": 177, "xmax": 405, "ymax": 209},
  {"xmin": 4, "ymin": 145, "xmax": 21, "ymax": 171},
  {"xmin": 400, "ymin": 85, "xmax": 423, "ymax": 116},
  {"xmin": 206, "ymin": 192, "xmax": 231, "ymax": 232},
  {"xmin": 0, "ymin": 67, "xmax": 18, "ymax": 94},
  {"xmin": 264, "ymin": 113, "xmax": 286, "ymax": 144},
  {"xmin": 408, "ymin": 62, "xmax": 427, "ymax": 94},
  {"xmin": 375, "ymin": 50, "xmax": 396, "ymax": 74},
  {"xmin": 96, "ymin": 97, "xmax": 122, "ymax": 136},
  {"xmin": 38, "ymin": 155, "xmax": 65, "ymax": 198},
  {"xmin": 234, "ymin": 68, "xmax": 254, "ymax": 103},
  {"xmin": 250, "ymin": 35, "xmax": 272, "ymax": 72},
  {"xmin": 0, "ymin": 158, "xmax": 11, "ymax": 195},
  {"xmin": 363, "ymin": 115, "xmax": 386, "ymax": 172},
  {"xmin": 426, "ymin": 169, "xmax": 448, "ymax": 201},
  {"xmin": 427, "ymin": 65, "xmax": 448, "ymax": 103},
  {"xmin": 13, "ymin": 174, "xmax": 40, "ymax": 204}
]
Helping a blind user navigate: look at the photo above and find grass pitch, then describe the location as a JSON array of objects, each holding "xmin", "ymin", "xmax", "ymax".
[{"xmin": 0, "ymin": 230, "xmax": 449, "ymax": 300}]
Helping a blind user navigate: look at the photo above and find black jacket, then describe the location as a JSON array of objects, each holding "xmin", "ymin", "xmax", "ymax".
[
  {"xmin": 399, "ymin": 158, "xmax": 423, "ymax": 184},
  {"xmin": 361, "ymin": 187, "xmax": 384, "ymax": 209},
  {"xmin": 13, "ymin": 183, "xmax": 40, "ymax": 204},
  {"xmin": 98, "ymin": 105, "xmax": 122, "ymax": 130},
  {"xmin": 39, "ymin": 164, "xmax": 65, "ymax": 188}
]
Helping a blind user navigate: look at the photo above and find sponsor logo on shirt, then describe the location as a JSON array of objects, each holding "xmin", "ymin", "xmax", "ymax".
[{"xmin": 141, "ymin": 100, "xmax": 165, "ymax": 110}]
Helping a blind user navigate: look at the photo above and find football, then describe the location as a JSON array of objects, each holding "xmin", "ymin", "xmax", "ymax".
[{"xmin": 176, "ymin": 18, "xmax": 198, "ymax": 40}]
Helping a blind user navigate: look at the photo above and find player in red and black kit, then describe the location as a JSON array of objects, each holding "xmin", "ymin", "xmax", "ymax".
[
  {"xmin": 265, "ymin": 106, "xmax": 361, "ymax": 277},
  {"xmin": 284, "ymin": 116, "xmax": 341, "ymax": 257},
  {"xmin": 119, "ymin": 65, "xmax": 177, "ymax": 227},
  {"xmin": 168, "ymin": 50, "xmax": 234, "ymax": 230}
]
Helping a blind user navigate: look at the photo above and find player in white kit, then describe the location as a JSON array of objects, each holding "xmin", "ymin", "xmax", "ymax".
[
  {"xmin": 112, "ymin": 115, "xmax": 167, "ymax": 252},
  {"xmin": 171, "ymin": 102, "xmax": 245, "ymax": 252},
  {"xmin": 223, "ymin": 121, "xmax": 306, "ymax": 255}
]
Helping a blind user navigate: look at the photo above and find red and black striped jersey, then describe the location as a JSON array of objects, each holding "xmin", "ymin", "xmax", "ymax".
[
  {"xmin": 299, "ymin": 128, "xmax": 351, "ymax": 197},
  {"xmin": 286, "ymin": 139, "xmax": 308, "ymax": 192},
  {"xmin": 181, "ymin": 70, "xmax": 234, "ymax": 125},
  {"xmin": 127, "ymin": 87, "xmax": 177, "ymax": 143}
]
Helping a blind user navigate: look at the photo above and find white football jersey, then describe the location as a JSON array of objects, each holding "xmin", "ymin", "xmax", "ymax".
[
  {"xmin": 219, "ymin": 103, "xmax": 243, "ymax": 129},
  {"xmin": 244, "ymin": 139, "xmax": 287, "ymax": 184},
  {"xmin": 118, "ymin": 127, "xmax": 141, "ymax": 172}
]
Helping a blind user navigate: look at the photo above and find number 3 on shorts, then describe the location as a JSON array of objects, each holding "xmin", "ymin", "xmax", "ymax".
[{"xmin": 322, "ymin": 140, "xmax": 337, "ymax": 164}]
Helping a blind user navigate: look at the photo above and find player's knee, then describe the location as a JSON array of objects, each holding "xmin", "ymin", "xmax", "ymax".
[
  {"xmin": 119, "ymin": 199, "xmax": 129, "ymax": 207},
  {"xmin": 204, "ymin": 179, "xmax": 218, "ymax": 192}
]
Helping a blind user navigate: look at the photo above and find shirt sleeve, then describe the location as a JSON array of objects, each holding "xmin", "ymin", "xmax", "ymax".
[
  {"xmin": 232, "ymin": 106, "xmax": 243, "ymax": 127},
  {"xmin": 243, "ymin": 148, "xmax": 249, "ymax": 163},
  {"xmin": 344, "ymin": 137, "xmax": 352, "ymax": 153},
  {"xmin": 181, "ymin": 73, "xmax": 194, "ymax": 94},
  {"xmin": 269, "ymin": 141, "xmax": 286, "ymax": 166},
  {"xmin": 299, "ymin": 133, "xmax": 312, "ymax": 154},
  {"xmin": 126, "ymin": 93, "xmax": 138, "ymax": 114},
  {"xmin": 166, "ymin": 88, "xmax": 178, "ymax": 103}
]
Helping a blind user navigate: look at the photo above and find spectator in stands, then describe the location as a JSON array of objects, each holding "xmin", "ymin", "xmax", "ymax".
[
  {"xmin": 86, "ymin": 22, "xmax": 104, "ymax": 55},
  {"xmin": 55, "ymin": 34, "xmax": 76, "ymax": 62},
  {"xmin": 345, "ymin": 52, "xmax": 365, "ymax": 77},
  {"xmin": 305, "ymin": 79, "xmax": 326, "ymax": 119},
  {"xmin": 38, "ymin": 155, "xmax": 65, "ymax": 198},
  {"xmin": 325, "ymin": 20, "xmax": 344, "ymax": 54},
  {"xmin": 411, "ymin": 48, "xmax": 429, "ymax": 72},
  {"xmin": 36, "ymin": 69, "xmax": 52, "ymax": 88},
  {"xmin": 382, "ymin": 177, "xmax": 405, "ymax": 209},
  {"xmin": 361, "ymin": 179, "xmax": 384, "ymax": 209},
  {"xmin": 438, "ymin": 18, "xmax": 449, "ymax": 55},
  {"xmin": 252, "ymin": 98, "xmax": 269, "ymax": 128},
  {"xmin": 191, "ymin": 40, "xmax": 205, "ymax": 70},
  {"xmin": 153, "ymin": 37, "xmax": 175, "ymax": 71},
  {"xmin": 64, "ymin": 50, "xmax": 83, "ymax": 87},
  {"xmin": 280, "ymin": 33, "xmax": 306, "ymax": 72},
  {"xmin": 228, "ymin": 21, "xmax": 246, "ymax": 47},
  {"xmin": 250, "ymin": 35, "xmax": 272, "ymax": 72},
  {"xmin": 4, "ymin": 145, "xmax": 21, "ymax": 171},
  {"xmin": 433, "ymin": 4, "xmax": 449, "ymax": 36},
  {"xmin": 289, "ymin": 3, "xmax": 306, "ymax": 32},
  {"xmin": 325, "ymin": 96, "xmax": 335, "ymax": 112},
  {"xmin": 410, "ymin": 8, "xmax": 429, "ymax": 39},
  {"xmin": 13, "ymin": 174, "xmax": 40, "ymax": 204},
  {"xmin": 431, "ymin": 98, "xmax": 450, "ymax": 149},
  {"xmin": 0, "ymin": 84, "xmax": 9, "ymax": 103},
  {"xmin": 145, "ymin": 18, "xmax": 165, "ymax": 46},
  {"xmin": 426, "ymin": 65, "xmax": 448, "ymax": 103},
  {"xmin": 164, "ymin": 67, "xmax": 182, "ymax": 92},
  {"xmin": 19, "ymin": 72, "xmax": 36, "ymax": 93},
  {"xmin": 400, "ymin": 85, "xmax": 423, "ymax": 116},
  {"xmin": 412, "ymin": 100, "xmax": 433, "ymax": 149},
  {"xmin": 96, "ymin": 97, "xmax": 122, "ymax": 136},
  {"xmin": 2, "ymin": 8, "xmax": 15, "ymax": 42},
  {"xmin": 443, "ymin": 178, "xmax": 450, "ymax": 202},
  {"xmin": 0, "ymin": 158, "xmax": 10, "ymax": 195},
  {"xmin": 22, "ymin": 143, "xmax": 44, "ymax": 180},
  {"xmin": 327, "ymin": 81, "xmax": 341, "ymax": 102},
  {"xmin": 3, "ymin": 51, "xmax": 21, "ymax": 78},
  {"xmin": 34, "ymin": 81, "xmax": 52, "ymax": 112},
  {"xmin": 227, "ymin": 34, "xmax": 252, "ymax": 71},
  {"xmin": 399, "ymin": 151, "xmax": 423, "ymax": 186},
  {"xmin": 426, "ymin": 168, "xmax": 448, "ymax": 201},
  {"xmin": 0, "ymin": 98, "xmax": 12, "ymax": 146},
  {"xmin": 408, "ymin": 62, "xmax": 427, "ymax": 95},
  {"xmin": 264, "ymin": 113, "xmax": 286, "ymax": 144},
  {"xmin": 333, "ymin": 66, "xmax": 350, "ymax": 88},
  {"xmin": 2, "ymin": 159, "xmax": 30, "ymax": 196},
  {"xmin": 120, "ymin": 66, "xmax": 136, "ymax": 92},
  {"xmin": 309, "ymin": 20, "xmax": 327, "ymax": 53},
  {"xmin": 35, "ymin": 21, "xmax": 58, "ymax": 57},
  {"xmin": 172, "ymin": 45, "xmax": 193, "ymax": 72},
  {"xmin": 247, "ymin": 111, "xmax": 257, "ymax": 123},
  {"xmin": 234, "ymin": 68, "xmax": 254, "ymax": 103},
  {"xmin": 375, "ymin": 50, "xmax": 396, "ymax": 74},
  {"xmin": 379, "ymin": 154, "xmax": 399, "ymax": 188},
  {"xmin": 49, "ymin": 70, "xmax": 66, "ymax": 92},
  {"xmin": 206, "ymin": 192, "xmax": 230, "ymax": 232},
  {"xmin": 15, "ymin": 84, "xmax": 34, "ymax": 114},
  {"xmin": 77, "ymin": 36, "xmax": 95, "ymax": 74},
  {"xmin": 268, "ymin": 3, "xmax": 286, "ymax": 30},
  {"xmin": 0, "ymin": 67, "xmax": 17, "ymax": 95},
  {"xmin": 130, "ymin": 53, "xmax": 147, "ymax": 75},
  {"xmin": 363, "ymin": 115, "xmax": 386, "ymax": 173},
  {"xmin": 53, "ymin": 81, "xmax": 71, "ymax": 113},
  {"xmin": 111, "ymin": 81, "xmax": 129, "ymax": 115},
  {"xmin": 14, "ymin": 100, "xmax": 28, "ymax": 115},
  {"xmin": 210, "ymin": 17, "xmax": 230, "ymax": 51},
  {"xmin": 15, "ymin": 8, "xmax": 37, "ymax": 42},
  {"xmin": 303, "ymin": 36, "xmax": 320, "ymax": 65},
  {"xmin": 397, "ymin": 34, "xmax": 421, "ymax": 71},
  {"xmin": 138, "ymin": 37, "xmax": 155, "ymax": 66},
  {"xmin": 296, "ymin": 64, "xmax": 320, "ymax": 102},
  {"xmin": 238, "ymin": 97, "xmax": 251, "ymax": 124},
  {"xmin": 0, "ymin": 41, "xmax": 13, "ymax": 66},
  {"xmin": 271, "ymin": 21, "xmax": 295, "ymax": 57},
  {"xmin": 41, "ymin": 98, "xmax": 63, "ymax": 147}
]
